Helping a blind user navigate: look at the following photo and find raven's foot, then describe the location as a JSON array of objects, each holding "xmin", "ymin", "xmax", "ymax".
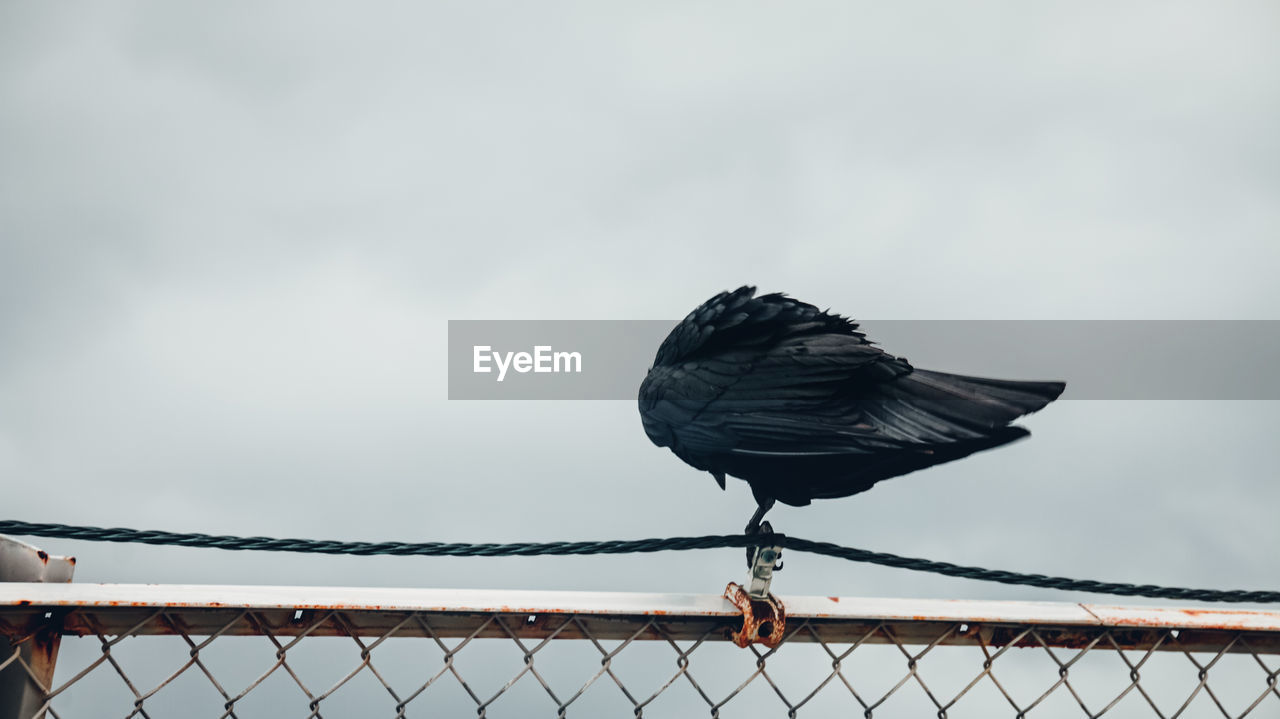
[{"xmin": 747, "ymin": 496, "xmax": 773, "ymax": 562}]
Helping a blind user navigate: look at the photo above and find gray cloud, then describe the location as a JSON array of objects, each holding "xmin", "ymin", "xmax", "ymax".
[{"xmin": 2, "ymin": 1, "xmax": 1278, "ymax": 714}]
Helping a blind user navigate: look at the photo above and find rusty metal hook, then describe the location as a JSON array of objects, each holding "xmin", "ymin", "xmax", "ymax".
[{"xmin": 724, "ymin": 582, "xmax": 786, "ymax": 648}]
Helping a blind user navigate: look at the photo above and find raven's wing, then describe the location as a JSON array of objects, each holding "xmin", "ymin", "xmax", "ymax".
[
  {"xmin": 641, "ymin": 333, "xmax": 932, "ymax": 461},
  {"xmin": 639, "ymin": 287, "xmax": 912, "ymax": 459}
]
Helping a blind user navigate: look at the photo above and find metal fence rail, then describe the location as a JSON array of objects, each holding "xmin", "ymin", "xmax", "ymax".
[{"xmin": 2, "ymin": 584, "xmax": 1278, "ymax": 719}]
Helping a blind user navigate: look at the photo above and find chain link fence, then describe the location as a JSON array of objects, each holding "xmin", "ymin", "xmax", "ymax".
[{"xmin": 2, "ymin": 585, "xmax": 1278, "ymax": 719}]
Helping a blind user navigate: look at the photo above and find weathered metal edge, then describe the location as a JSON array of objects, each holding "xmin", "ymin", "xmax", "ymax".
[{"xmin": 1, "ymin": 584, "xmax": 1277, "ymax": 632}]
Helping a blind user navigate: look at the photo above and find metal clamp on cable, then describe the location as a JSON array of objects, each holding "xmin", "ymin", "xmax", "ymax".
[
  {"xmin": 724, "ymin": 538, "xmax": 786, "ymax": 648},
  {"xmin": 747, "ymin": 543, "xmax": 783, "ymax": 600}
]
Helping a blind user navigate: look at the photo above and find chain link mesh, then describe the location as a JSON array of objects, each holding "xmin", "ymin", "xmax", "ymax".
[{"xmin": 3, "ymin": 607, "xmax": 1278, "ymax": 718}]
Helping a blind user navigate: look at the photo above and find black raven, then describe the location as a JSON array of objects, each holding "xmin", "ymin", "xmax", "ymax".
[{"xmin": 638, "ymin": 287, "xmax": 1064, "ymax": 540}]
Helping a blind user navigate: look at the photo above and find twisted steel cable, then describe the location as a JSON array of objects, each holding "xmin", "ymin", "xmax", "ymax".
[{"xmin": 1, "ymin": 520, "xmax": 1275, "ymax": 603}]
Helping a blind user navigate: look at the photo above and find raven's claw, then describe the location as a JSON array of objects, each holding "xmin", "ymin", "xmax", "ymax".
[{"xmin": 745, "ymin": 520, "xmax": 781, "ymax": 570}]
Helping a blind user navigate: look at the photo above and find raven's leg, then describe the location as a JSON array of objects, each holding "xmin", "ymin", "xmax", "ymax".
[
  {"xmin": 743, "ymin": 497, "xmax": 777, "ymax": 568},
  {"xmin": 743, "ymin": 499, "xmax": 775, "ymax": 535}
]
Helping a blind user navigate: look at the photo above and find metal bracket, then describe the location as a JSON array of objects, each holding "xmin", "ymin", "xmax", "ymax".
[
  {"xmin": 722, "ymin": 536, "xmax": 786, "ymax": 647},
  {"xmin": 724, "ymin": 582, "xmax": 786, "ymax": 648},
  {"xmin": 1, "ymin": 535, "xmax": 76, "ymax": 719},
  {"xmin": 746, "ymin": 542, "xmax": 783, "ymax": 600}
]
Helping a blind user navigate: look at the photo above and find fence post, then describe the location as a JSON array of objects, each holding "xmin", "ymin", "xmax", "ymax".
[{"xmin": 0, "ymin": 536, "xmax": 75, "ymax": 719}]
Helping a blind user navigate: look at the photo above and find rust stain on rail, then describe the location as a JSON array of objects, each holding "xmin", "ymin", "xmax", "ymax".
[{"xmin": 1089, "ymin": 606, "xmax": 1279, "ymax": 631}]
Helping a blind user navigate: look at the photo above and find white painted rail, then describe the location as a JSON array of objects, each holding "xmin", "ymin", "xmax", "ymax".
[{"xmin": 2, "ymin": 584, "xmax": 1278, "ymax": 652}]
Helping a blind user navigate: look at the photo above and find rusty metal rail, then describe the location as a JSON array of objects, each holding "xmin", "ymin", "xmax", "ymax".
[
  {"xmin": 2, "ymin": 584, "xmax": 1279, "ymax": 718},
  {"xmin": 4, "ymin": 584, "xmax": 1280, "ymax": 648}
]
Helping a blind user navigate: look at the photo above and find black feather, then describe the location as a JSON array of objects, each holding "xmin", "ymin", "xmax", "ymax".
[{"xmin": 638, "ymin": 287, "xmax": 1064, "ymax": 507}]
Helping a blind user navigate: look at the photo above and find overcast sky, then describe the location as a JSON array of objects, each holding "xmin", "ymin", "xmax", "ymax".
[{"xmin": 2, "ymin": 2, "xmax": 1278, "ymax": 715}]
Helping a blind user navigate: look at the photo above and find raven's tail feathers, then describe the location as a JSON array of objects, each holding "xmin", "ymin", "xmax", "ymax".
[
  {"xmin": 860, "ymin": 370, "xmax": 1064, "ymax": 444},
  {"xmin": 911, "ymin": 370, "xmax": 1065, "ymax": 415}
]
